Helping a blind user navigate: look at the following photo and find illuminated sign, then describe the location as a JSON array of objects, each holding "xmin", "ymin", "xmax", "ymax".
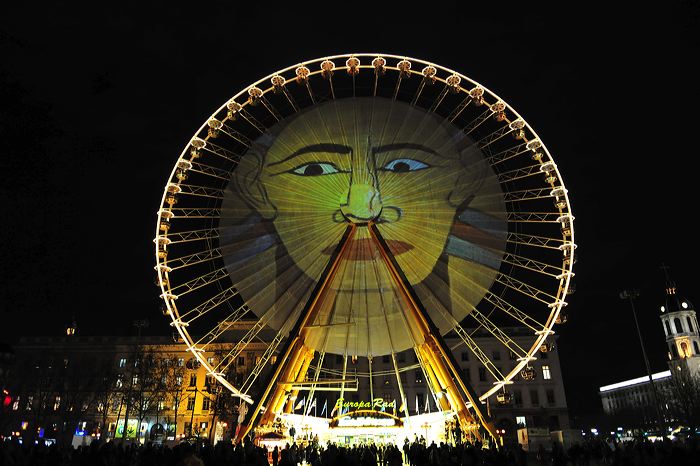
[
  {"xmin": 115, "ymin": 419, "xmax": 138, "ymax": 439},
  {"xmin": 337, "ymin": 416, "xmax": 396, "ymax": 427},
  {"xmin": 330, "ymin": 409, "xmax": 403, "ymax": 429},
  {"xmin": 334, "ymin": 397, "xmax": 395, "ymax": 412}
]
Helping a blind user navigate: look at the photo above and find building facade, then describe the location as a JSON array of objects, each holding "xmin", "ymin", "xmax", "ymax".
[
  {"xmin": 1, "ymin": 325, "xmax": 570, "ymax": 446},
  {"xmin": 1, "ymin": 333, "xmax": 267, "ymax": 445},
  {"xmin": 598, "ymin": 275, "xmax": 699, "ymax": 431}
]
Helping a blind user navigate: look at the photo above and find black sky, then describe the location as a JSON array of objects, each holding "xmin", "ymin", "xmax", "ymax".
[{"xmin": 2, "ymin": 2, "xmax": 698, "ymax": 427}]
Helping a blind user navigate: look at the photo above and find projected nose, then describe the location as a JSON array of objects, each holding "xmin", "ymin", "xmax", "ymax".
[{"xmin": 340, "ymin": 184, "xmax": 382, "ymax": 223}]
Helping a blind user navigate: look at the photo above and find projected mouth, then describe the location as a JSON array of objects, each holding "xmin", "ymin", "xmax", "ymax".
[{"xmin": 322, "ymin": 238, "xmax": 413, "ymax": 260}]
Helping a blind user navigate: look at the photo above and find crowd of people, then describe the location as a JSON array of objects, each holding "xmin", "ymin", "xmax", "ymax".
[{"xmin": 1, "ymin": 435, "xmax": 699, "ymax": 466}]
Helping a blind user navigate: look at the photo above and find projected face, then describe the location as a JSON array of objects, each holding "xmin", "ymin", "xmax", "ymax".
[
  {"xmin": 236, "ymin": 98, "xmax": 486, "ymax": 285},
  {"xmin": 223, "ymin": 97, "xmax": 506, "ymax": 355}
]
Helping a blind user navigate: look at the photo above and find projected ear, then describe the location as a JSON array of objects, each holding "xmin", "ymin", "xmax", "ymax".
[{"xmin": 233, "ymin": 143, "xmax": 277, "ymax": 220}]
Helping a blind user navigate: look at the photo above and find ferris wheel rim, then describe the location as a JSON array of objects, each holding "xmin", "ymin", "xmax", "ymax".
[{"xmin": 154, "ymin": 52, "xmax": 575, "ymax": 405}]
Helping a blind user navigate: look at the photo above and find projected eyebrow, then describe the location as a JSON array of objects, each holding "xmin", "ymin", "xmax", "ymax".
[
  {"xmin": 373, "ymin": 143, "xmax": 442, "ymax": 157},
  {"xmin": 268, "ymin": 143, "xmax": 353, "ymax": 167}
]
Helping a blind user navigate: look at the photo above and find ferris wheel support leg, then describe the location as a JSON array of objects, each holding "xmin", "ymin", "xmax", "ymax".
[
  {"xmin": 369, "ymin": 223, "xmax": 499, "ymax": 447},
  {"xmin": 237, "ymin": 225, "xmax": 356, "ymax": 443},
  {"xmin": 283, "ymin": 347, "xmax": 315, "ymax": 414}
]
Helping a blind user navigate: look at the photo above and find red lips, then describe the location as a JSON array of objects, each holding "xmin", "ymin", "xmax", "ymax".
[{"xmin": 321, "ymin": 238, "xmax": 413, "ymax": 260}]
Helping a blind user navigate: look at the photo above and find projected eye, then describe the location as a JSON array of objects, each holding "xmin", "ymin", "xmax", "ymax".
[
  {"xmin": 290, "ymin": 163, "xmax": 342, "ymax": 176},
  {"xmin": 382, "ymin": 158, "xmax": 430, "ymax": 173}
]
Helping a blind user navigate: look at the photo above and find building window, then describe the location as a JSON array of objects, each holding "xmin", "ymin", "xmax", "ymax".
[
  {"xmin": 26, "ymin": 395, "xmax": 33, "ymax": 411},
  {"xmin": 542, "ymin": 365, "xmax": 552, "ymax": 380},
  {"xmin": 237, "ymin": 356, "xmax": 245, "ymax": 367},
  {"xmin": 255, "ymin": 355, "xmax": 262, "ymax": 365},
  {"xmin": 189, "ymin": 374, "xmax": 197, "ymax": 387},
  {"xmin": 516, "ymin": 415, "xmax": 526, "ymax": 428},
  {"xmin": 463, "ymin": 368, "xmax": 471, "ymax": 382},
  {"xmin": 270, "ymin": 355, "xmax": 278, "ymax": 365},
  {"xmin": 178, "ymin": 358, "xmax": 185, "ymax": 367},
  {"xmin": 664, "ymin": 321, "xmax": 672, "ymax": 336},
  {"xmin": 549, "ymin": 415, "xmax": 560, "ymax": 430},
  {"xmin": 202, "ymin": 398, "xmax": 210, "ymax": 411},
  {"xmin": 687, "ymin": 317, "xmax": 694, "ymax": 333},
  {"xmin": 513, "ymin": 390, "xmax": 522, "ymax": 407},
  {"xmin": 187, "ymin": 397, "xmax": 195, "ymax": 410},
  {"xmin": 546, "ymin": 389, "xmax": 555, "ymax": 405},
  {"xmin": 119, "ymin": 358, "xmax": 127, "ymax": 368},
  {"xmin": 207, "ymin": 357, "xmax": 215, "ymax": 365},
  {"xmin": 417, "ymin": 392, "xmax": 424, "ymax": 413},
  {"xmin": 53, "ymin": 396, "xmax": 61, "ymax": 411},
  {"xmin": 478, "ymin": 367, "xmax": 486, "ymax": 382},
  {"xmin": 674, "ymin": 318, "xmax": 683, "ymax": 334},
  {"xmin": 694, "ymin": 341, "xmax": 700, "ymax": 355},
  {"xmin": 461, "ymin": 351, "xmax": 469, "ymax": 361},
  {"xmin": 176, "ymin": 376, "xmax": 183, "ymax": 386},
  {"xmin": 132, "ymin": 375, "xmax": 139, "ymax": 385},
  {"xmin": 116, "ymin": 376, "xmax": 123, "ymax": 389},
  {"xmin": 492, "ymin": 350, "xmax": 501, "ymax": 361},
  {"xmin": 671, "ymin": 345, "xmax": 678, "ymax": 358},
  {"xmin": 530, "ymin": 390, "xmax": 540, "ymax": 407}
]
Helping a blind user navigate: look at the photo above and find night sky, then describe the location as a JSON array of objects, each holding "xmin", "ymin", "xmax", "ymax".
[{"xmin": 2, "ymin": 3, "xmax": 698, "ymax": 428}]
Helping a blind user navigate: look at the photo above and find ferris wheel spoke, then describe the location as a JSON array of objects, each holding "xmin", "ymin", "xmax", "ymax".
[
  {"xmin": 236, "ymin": 107, "xmax": 267, "ymax": 134},
  {"xmin": 465, "ymin": 309, "xmax": 529, "ymax": 358},
  {"xmin": 496, "ymin": 164, "xmax": 549, "ymax": 184},
  {"xmin": 462, "ymin": 107, "xmax": 494, "ymax": 135},
  {"xmin": 198, "ymin": 138, "xmax": 245, "ymax": 164},
  {"xmin": 501, "ymin": 252, "xmax": 563, "ymax": 278},
  {"xmin": 475, "ymin": 125, "xmax": 514, "ymax": 151},
  {"xmin": 190, "ymin": 305, "xmax": 252, "ymax": 349},
  {"xmin": 258, "ymin": 94, "xmax": 283, "ymax": 122},
  {"xmin": 214, "ymin": 319, "xmax": 276, "ymax": 374},
  {"xmin": 494, "ymin": 273, "xmax": 558, "ymax": 305},
  {"xmin": 447, "ymin": 95, "xmax": 474, "ymax": 122},
  {"xmin": 240, "ymin": 329, "xmax": 288, "ymax": 394},
  {"xmin": 173, "ymin": 183, "xmax": 225, "ymax": 200},
  {"xmin": 485, "ymin": 142, "xmax": 530, "ymax": 165},
  {"xmin": 166, "ymin": 207, "xmax": 220, "ymax": 219},
  {"xmin": 178, "ymin": 285, "xmax": 241, "ymax": 324},
  {"xmin": 504, "ymin": 187, "xmax": 558, "ymax": 203},
  {"xmin": 270, "ymin": 77, "xmax": 301, "ymax": 113},
  {"xmin": 166, "ymin": 228, "xmax": 219, "ymax": 245},
  {"xmin": 448, "ymin": 323, "xmax": 505, "ymax": 382},
  {"xmin": 507, "ymin": 211, "xmax": 567, "ymax": 223},
  {"xmin": 165, "ymin": 248, "xmax": 222, "ymax": 271},
  {"xmin": 427, "ymin": 82, "xmax": 451, "ymax": 113},
  {"xmin": 481, "ymin": 291, "xmax": 546, "ymax": 332},
  {"xmin": 169, "ymin": 267, "xmax": 229, "ymax": 298},
  {"xmin": 216, "ymin": 123, "xmax": 253, "ymax": 148},
  {"xmin": 188, "ymin": 161, "xmax": 233, "ymax": 181},
  {"xmin": 505, "ymin": 232, "xmax": 564, "ymax": 251}
]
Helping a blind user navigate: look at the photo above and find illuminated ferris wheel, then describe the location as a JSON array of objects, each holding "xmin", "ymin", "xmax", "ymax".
[{"xmin": 154, "ymin": 53, "xmax": 575, "ymax": 441}]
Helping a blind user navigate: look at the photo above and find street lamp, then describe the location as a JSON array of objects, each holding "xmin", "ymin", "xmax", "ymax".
[{"xmin": 619, "ymin": 289, "xmax": 665, "ymax": 434}]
